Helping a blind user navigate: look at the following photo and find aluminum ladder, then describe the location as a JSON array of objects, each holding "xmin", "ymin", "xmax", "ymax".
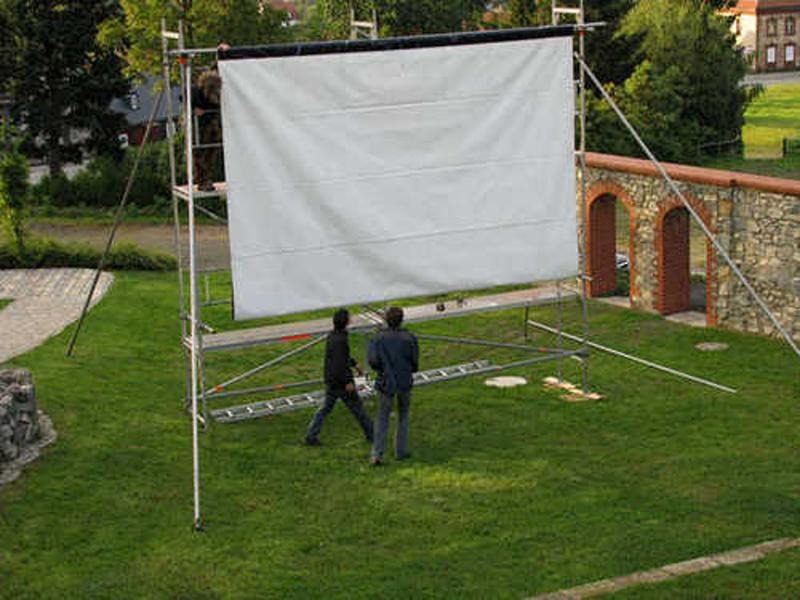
[{"xmin": 210, "ymin": 360, "xmax": 491, "ymax": 424}]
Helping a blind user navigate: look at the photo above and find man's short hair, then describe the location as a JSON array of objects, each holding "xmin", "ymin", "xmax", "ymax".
[
  {"xmin": 333, "ymin": 308, "xmax": 350, "ymax": 331},
  {"xmin": 385, "ymin": 306, "xmax": 404, "ymax": 329}
]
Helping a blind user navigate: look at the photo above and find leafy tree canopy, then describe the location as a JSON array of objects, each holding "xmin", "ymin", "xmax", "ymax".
[
  {"xmin": 99, "ymin": 0, "xmax": 290, "ymax": 80},
  {"xmin": 314, "ymin": 0, "xmax": 486, "ymax": 39},
  {"xmin": 3, "ymin": 0, "xmax": 130, "ymax": 176},
  {"xmin": 588, "ymin": 0, "xmax": 750, "ymax": 162}
]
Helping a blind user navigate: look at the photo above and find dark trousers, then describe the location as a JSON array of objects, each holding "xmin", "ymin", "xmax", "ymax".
[
  {"xmin": 306, "ymin": 387, "xmax": 374, "ymax": 442},
  {"xmin": 372, "ymin": 389, "xmax": 411, "ymax": 460},
  {"xmin": 194, "ymin": 116, "xmax": 221, "ymax": 186}
]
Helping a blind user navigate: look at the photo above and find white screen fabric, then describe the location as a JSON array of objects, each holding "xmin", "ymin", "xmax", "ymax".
[{"xmin": 219, "ymin": 35, "xmax": 577, "ymax": 320}]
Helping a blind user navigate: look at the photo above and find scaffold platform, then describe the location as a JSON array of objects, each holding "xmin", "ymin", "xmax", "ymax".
[
  {"xmin": 194, "ymin": 286, "xmax": 576, "ymax": 353},
  {"xmin": 173, "ymin": 182, "xmax": 228, "ymax": 201}
]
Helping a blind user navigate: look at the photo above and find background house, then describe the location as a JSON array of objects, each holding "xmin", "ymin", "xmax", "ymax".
[
  {"xmin": 726, "ymin": 0, "xmax": 800, "ymax": 71},
  {"xmin": 110, "ymin": 77, "xmax": 182, "ymax": 147}
]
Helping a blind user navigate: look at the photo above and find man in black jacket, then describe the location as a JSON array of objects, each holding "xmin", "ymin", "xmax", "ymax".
[
  {"xmin": 368, "ymin": 306, "xmax": 419, "ymax": 465},
  {"xmin": 304, "ymin": 309, "xmax": 373, "ymax": 446}
]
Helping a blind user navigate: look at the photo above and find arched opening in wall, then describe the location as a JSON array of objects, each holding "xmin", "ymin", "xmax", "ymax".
[
  {"xmin": 657, "ymin": 199, "xmax": 715, "ymax": 324},
  {"xmin": 587, "ymin": 192, "xmax": 635, "ymax": 302},
  {"xmin": 659, "ymin": 207, "xmax": 691, "ymax": 314},
  {"xmin": 689, "ymin": 217, "xmax": 708, "ymax": 315}
]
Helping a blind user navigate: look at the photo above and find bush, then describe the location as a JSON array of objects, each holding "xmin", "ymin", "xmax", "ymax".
[
  {"xmin": 0, "ymin": 236, "xmax": 176, "ymax": 271},
  {"xmin": 0, "ymin": 137, "xmax": 30, "ymax": 253},
  {"xmin": 614, "ymin": 268, "xmax": 630, "ymax": 296},
  {"xmin": 597, "ymin": 268, "xmax": 631, "ymax": 298},
  {"xmin": 31, "ymin": 139, "xmax": 179, "ymax": 210}
]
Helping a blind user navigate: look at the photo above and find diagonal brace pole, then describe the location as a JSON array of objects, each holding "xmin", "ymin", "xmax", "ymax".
[
  {"xmin": 576, "ymin": 53, "xmax": 800, "ymax": 361},
  {"xmin": 413, "ymin": 333, "xmax": 574, "ymax": 354},
  {"xmin": 65, "ymin": 90, "xmax": 166, "ymax": 357},
  {"xmin": 528, "ymin": 319, "xmax": 736, "ymax": 394},
  {"xmin": 204, "ymin": 335, "xmax": 325, "ymax": 397}
]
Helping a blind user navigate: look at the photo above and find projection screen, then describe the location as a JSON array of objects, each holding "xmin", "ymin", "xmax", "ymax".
[{"xmin": 219, "ymin": 30, "xmax": 577, "ymax": 320}]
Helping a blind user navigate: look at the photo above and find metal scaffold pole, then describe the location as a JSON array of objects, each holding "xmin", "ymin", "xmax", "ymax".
[
  {"xmin": 162, "ymin": 18, "xmax": 192, "ymax": 407},
  {"xmin": 575, "ymin": 0, "xmax": 592, "ymax": 394},
  {"xmin": 554, "ymin": 0, "xmax": 592, "ymax": 393},
  {"xmin": 179, "ymin": 28, "xmax": 204, "ymax": 531},
  {"xmin": 65, "ymin": 90, "xmax": 165, "ymax": 358}
]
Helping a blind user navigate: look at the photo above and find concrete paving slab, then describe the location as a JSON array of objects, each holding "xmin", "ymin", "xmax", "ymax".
[{"xmin": 0, "ymin": 269, "xmax": 113, "ymax": 364}]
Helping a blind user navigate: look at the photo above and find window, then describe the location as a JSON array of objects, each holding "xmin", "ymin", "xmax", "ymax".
[
  {"xmin": 786, "ymin": 17, "xmax": 796, "ymax": 36},
  {"xmin": 127, "ymin": 92, "xmax": 140, "ymax": 111},
  {"xmin": 786, "ymin": 43, "xmax": 796, "ymax": 65},
  {"xmin": 767, "ymin": 18, "xmax": 777, "ymax": 36},
  {"xmin": 767, "ymin": 44, "xmax": 777, "ymax": 65}
]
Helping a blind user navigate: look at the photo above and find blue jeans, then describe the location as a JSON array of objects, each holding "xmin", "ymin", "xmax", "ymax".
[
  {"xmin": 306, "ymin": 387, "xmax": 373, "ymax": 442},
  {"xmin": 371, "ymin": 389, "xmax": 411, "ymax": 459}
]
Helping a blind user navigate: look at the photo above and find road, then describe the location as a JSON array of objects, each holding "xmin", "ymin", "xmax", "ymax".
[
  {"xmin": 742, "ymin": 71, "xmax": 800, "ymax": 87},
  {"xmin": 28, "ymin": 222, "xmax": 230, "ymax": 271}
]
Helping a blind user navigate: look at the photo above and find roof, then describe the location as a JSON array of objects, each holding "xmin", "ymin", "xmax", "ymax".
[
  {"xmin": 734, "ymin": 0, "xmax": 800, "ymax": 14},
  {"xmin": 109, "ymin": 77, "xmax": 182, "ymax": 126},
  {"xmin": 268, "ymin": 0, "xmax": 298, "ymax": 20}
]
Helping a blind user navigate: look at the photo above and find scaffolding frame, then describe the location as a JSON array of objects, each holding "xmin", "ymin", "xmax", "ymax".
[
  {"xmin": 160, "ymin": 22, "xmax": 599, "ymax": 530},
  {"xmin": 155, "ymin": 17, "xmax": 778, "ymax": 530}
]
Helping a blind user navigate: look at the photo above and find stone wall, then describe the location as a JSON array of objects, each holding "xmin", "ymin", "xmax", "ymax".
[
  {"xmin": 580, "ymin": 153, "xmax": 800, "ymax": 343},
  {"xmin": 0, "ymin": 368, "xmax": 56, "ymax": 487},
  {"xmin": 0, "ymin": 368, "xmax": 38, "ymax": 461}
]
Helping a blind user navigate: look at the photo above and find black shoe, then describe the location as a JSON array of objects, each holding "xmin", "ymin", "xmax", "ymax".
[
  {"xmin": 370, "ymin": 456, "xmax": 382, "ymax": 467},
  {"xmin": 396, "ymin": 453, "xmax": 412, "ymax": 461},
  {"xmin": 304, "ymin": 437, "xmax": 322, "ymax": 446}
]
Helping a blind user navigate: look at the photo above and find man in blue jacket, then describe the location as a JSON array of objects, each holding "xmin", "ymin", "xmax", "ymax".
[
  {"xmin": 305, "ymin": 309, "xmax": 373, "ymax": 446},
  {"xmin": 367, "ymin": 306, "xmax": 419, "ymax": 465}
]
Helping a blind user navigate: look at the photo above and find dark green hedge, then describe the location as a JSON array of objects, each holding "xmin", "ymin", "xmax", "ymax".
[{"xmin": 0, "ymin": 236, "xmax": 176, "ymax": 271}]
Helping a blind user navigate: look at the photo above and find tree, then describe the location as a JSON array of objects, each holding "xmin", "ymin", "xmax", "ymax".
[
  {"xmin": 583, "ymin": 0, "xmax": 637, "ymax": 86},
  {"xmin": 507, "ymin": 0, "xmax": 549, "ymax": 28},
  {"xmin": 587, "ymin": 0, "xmax": 750, "ymax": 162},
  {"xmin": 616, "ymin": 0, "xmax": 749, "ymax": 158},
  {"xmin": 99, "ymin": 0, "xmax": 290, "ymax": 81},
  {"xmin": 3, "ymin": 0, "xmax": 130, "ymax": 176},
  {"xmin": 0, "ymin": 126, "xmax": 29, "ymax": 254},
  {"xmin": 314, "ymin": 0, "xmax": 486, "ymax": 39}
]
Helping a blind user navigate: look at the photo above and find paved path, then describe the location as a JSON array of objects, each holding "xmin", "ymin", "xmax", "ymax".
[
  {"xmin": 0, "ymin": 269, "xmax": 114, "ymax": 364},
  {"xmin": 528, "ymin": 538, "xmax": 800, "ymax": 599},
  {"xmin": 743, "ymin": 71, "xmax": 800, "ymax": 87}
]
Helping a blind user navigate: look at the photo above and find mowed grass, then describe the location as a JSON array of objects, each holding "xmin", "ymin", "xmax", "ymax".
[
  {"xmin": 705, "ymin": 83, "xmax": 800, "ymax": 178},
  {"xmin": 0, "ymin": 272, "xmax": 798, "ymax": 599},
  {"xmin": 743, "ymin": 83, "xmax": 800, "ymax": 158}
]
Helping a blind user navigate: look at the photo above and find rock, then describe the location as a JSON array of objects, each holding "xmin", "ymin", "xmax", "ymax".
[
  {"xmin": 0, "ymin": 370, "xmax": 41, "ymax": 468},
  {"xmin": 0, "ymin": 368, "xmax": 32, "ymax": 387},
  {"xmin": 1, "ymin": 441, "xmax": 18, "ymax": 461},
  {"xmin": 695, "ymin": 342, "xmax": 729, "ymax": 352}
]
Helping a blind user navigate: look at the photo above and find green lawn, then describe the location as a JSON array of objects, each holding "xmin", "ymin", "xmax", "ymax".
[
  {"xmin": 743, "ymin": 83, "xmax": 800, "ymax": 159},
  {"xmin": 0, "ymin": 299, "xmax": 10, "ymax": 311},
  {"xmin": 1, "ymin": 272, "xmax": 798, "ymax": 598},
  {"xmin": 704, "ymin": 83, "xmax": 800, "ymax": 178}
]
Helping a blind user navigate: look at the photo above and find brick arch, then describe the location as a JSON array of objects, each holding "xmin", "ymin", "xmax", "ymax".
[
  {"xmin": 655, "ymin": 195, "xmax": 717, "ymax": 326},
  {"xmin": 585, "ymin": 180, "xmax": 638, "ymax": 301}
]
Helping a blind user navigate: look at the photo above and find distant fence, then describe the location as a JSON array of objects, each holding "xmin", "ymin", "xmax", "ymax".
[
  {"xmin": 697, "ymin": 135, "xmax": 742, "ymax": 156},
  {"xmin": 782, "ymin": 137, "xmax": 800, "ymax": 157}
]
